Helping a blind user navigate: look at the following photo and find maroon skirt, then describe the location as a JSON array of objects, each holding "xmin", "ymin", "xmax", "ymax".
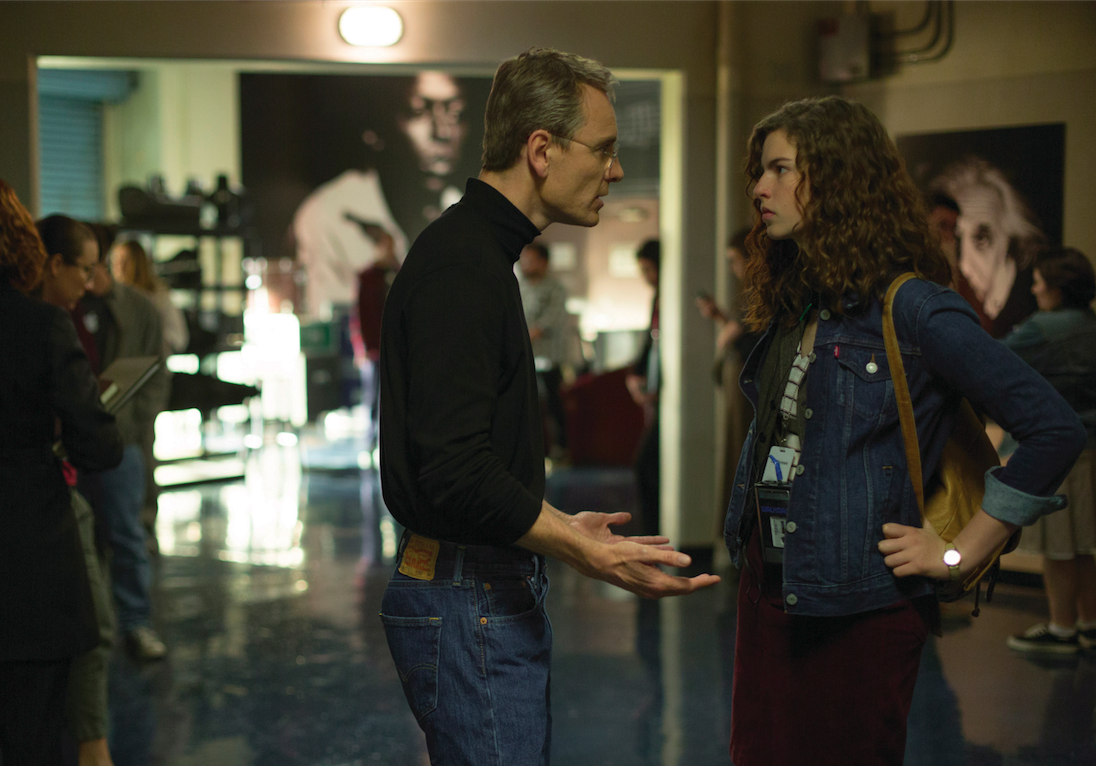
[{"xmin": 730, "ymin": 527, "xmax": 932, "ymax": 766}]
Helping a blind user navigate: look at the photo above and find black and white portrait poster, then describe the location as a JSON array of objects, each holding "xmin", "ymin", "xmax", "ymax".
[
  {"xmin": 240, "ymin": 71, "xmax": 493, "ymax": 317},
  {"xmin": 897, "ymin": 124, "xmax": 1065, "ymax": 337}
]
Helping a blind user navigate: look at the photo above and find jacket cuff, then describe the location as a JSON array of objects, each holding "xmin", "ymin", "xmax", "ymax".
[{"xmin": 982, "ymin": 467, "xmax": 1067, "ymax": 526}]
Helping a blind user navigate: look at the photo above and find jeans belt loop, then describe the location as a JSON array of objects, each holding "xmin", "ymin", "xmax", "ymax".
[{"xmin": 452, "ymin": 545, "xmax": 466, "ymax": 586}]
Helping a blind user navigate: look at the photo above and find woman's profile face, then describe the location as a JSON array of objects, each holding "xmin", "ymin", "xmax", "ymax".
[
  {"xmin": 752, "ymin": 129, "xmax": 805, "ymax": 243},
  {"xmin": 111, "ymin": 245, "xmax": 135, "ymax": 285},
  {"xmin": 954, "ymin": 185, "xmax": 1009, "ymax": 300},
  {"xmin": 46, "ymin": 238, "xmax": 98, "ymax": 310},
  {"xmin": 1031, "ymin": 269, "xmax": 1063, "ymax": 312}
]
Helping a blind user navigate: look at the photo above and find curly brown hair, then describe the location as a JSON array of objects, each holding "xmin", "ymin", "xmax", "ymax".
[
  {"xmin": 741, "ymin": 96, "xmax": 951, "ymax": 329},
  {"xmin": 0, "ymin": 179, "xmax": 48, "ymax": 293}
]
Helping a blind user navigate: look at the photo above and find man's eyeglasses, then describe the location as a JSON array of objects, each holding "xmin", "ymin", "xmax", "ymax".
[
  {"xmin": 69, "ymin": 262, "xmax": 96, "ymax": 282},
  {"xmin": 550, "ymin": 134, "xmax": 619, "ymax": 172}
]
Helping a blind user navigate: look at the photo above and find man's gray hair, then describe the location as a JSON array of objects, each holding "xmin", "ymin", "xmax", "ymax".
[
  {"xmin": 932, "ymin": 156, "xmax": 1045, "ymax": 267},
  {"xmin": 481, "ymin": 47, "xmax": 616, "ymax": 172}
]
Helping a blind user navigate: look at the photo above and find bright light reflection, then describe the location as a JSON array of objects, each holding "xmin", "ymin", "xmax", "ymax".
[
  {"xmin": 339, "ymin": 6, "xmax": 404, "ymax": 47},
  {"xmin": 380, "ymin": 516, "xmax": 397, "ymax": 560},
  {"xmin": 216, "ymin": 404, "xmax": 250, "ymax": 424},
  {"xmin": 185, "ymin": 521, "xmax": 202, "ymax": 543},
  {"xmin": 214, "ymin": 444, "xmax": 304, "ymax": 568},
  {"xmin": 244, "ymin": 434, "xmax": 264, "ymax": 450},
  {"xmin": 323, "ymin": 407, "xmax": 366, "ymax": 440},
  {"xmin": 154, "ymin": 409, "xmax": 204, "ymax": 460},
  {"xmin": 166, "ymin": 354, "xmax": 200, "ymax": 374},
  {"xmin": 276, "ymin": 432, "xmax": 298, "ymax": 447},
  {"xmin": 156, "ymin": 490, "xmax": 203, "ymax": 557}
]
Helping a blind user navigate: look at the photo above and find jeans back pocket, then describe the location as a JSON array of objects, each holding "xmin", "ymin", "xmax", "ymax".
[{"xmin": 378, "ymin": 613, "xmax": 442, "ymax": 721}]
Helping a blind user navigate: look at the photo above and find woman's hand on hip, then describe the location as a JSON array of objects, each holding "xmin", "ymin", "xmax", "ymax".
[{"xmin": 878, "ymin": 519, "xmax": 949, "ymax": 580}]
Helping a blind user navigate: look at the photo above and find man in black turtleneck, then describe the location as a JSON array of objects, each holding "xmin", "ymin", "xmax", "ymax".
[{"xmin": 378, "ymin": 47, "xmax": 719, "ymax": 765}]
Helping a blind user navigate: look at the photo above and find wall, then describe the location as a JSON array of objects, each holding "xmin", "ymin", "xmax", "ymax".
[{"xmin": 842, "ymin": 1, "xmax": 1096, "ymax": 258}]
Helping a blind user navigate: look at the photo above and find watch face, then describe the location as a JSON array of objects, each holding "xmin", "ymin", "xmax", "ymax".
[{"xmin": 943, "ymin": 549, "xmax": 962, "ymax": 567}]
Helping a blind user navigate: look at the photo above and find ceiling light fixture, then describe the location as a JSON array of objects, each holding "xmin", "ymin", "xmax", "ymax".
[{"xmin": 339, "ymin": 5, "xmax": 404, "ymax": 47}]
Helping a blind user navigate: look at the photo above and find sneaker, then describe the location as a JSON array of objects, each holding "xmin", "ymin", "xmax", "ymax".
[
  {"xmin": 1007, "ymin": 623, "xmax": 1079, "ymax": 655},
  {"xmin": 1079, "ymin": 625, "xmax": 1096, "ymax": 651},
  {"xmin": 126, "ymin": 626, "xmax": 167, "ymax": 660}
]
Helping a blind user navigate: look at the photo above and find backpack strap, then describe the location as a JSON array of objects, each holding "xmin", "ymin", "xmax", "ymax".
[{"xmin": 881, "ymin": 272, "xmax": 924, "ymax": 513}]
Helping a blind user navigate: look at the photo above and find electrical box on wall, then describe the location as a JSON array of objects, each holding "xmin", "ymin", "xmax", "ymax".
[{"xmin": 818, "ymin": 15, "xmax": 872, "ymax": 83}]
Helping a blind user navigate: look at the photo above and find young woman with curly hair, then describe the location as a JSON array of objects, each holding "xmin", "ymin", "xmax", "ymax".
[{"xmin": 722, "ymin": 97, "xmax": 1085, "ymax": 765}]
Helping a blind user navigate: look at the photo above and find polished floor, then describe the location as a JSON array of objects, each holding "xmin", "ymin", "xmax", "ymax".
[{"xmin": 101, "ymin": 429, "xmax": 1096, "ymax": 766}]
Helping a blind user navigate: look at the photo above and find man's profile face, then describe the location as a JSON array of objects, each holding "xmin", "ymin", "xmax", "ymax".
[
  {"xmin": 540, "ymin": 84, "xmax": 623, "ymax": 228},
  {"xmin": 88, "ymin": 258, "xmax": 113, "ymax": 297},
  {"xmin": 929, "ymin": 205, "xmax": 958, "ymax": 249},
  {"xmin": 399, "ymin": 72, "xmax": 467, "ymax": 177}
]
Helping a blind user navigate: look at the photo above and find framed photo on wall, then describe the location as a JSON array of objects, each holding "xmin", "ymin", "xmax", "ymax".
[{"xmin": 897, "ymin": 123, "xmax": 1065, "ymax": 337}]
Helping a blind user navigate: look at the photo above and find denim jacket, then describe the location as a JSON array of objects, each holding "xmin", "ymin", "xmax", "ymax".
[{"xmin": 723, "ymin": 277, "xmax": 1086, "ymax": 617}]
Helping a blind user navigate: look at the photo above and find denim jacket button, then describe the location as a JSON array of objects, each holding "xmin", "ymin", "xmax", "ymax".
[
  {"xmin": 804, "ymin": 408, "xmax": 813, "ymax": 419},
  {"xmin": 820, "ymin": 309, "xmax": 831, "ymax": 320},
  {"xmin": 786, "ymin": 521, "xmax": 797, "ymax": 533},
  {"xmin": 808, "ymin": 352, "xmax": 817, "ymax": 363},
  {"xmin": 795, "ymin": 464, "xmax": 805, "ymax": 476},
  {"xmin": 785, "ymin": 593, "xmax": 798, "ymax": 606}
]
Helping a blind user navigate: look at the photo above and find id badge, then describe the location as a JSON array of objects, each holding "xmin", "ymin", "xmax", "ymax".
[
  {"xmin": 754, "ymin": 483, "xmax": 791, "ymax": 566},
  {"xmin": 762, "ymin": 446, "xmax": 797, "ymax": 483}
]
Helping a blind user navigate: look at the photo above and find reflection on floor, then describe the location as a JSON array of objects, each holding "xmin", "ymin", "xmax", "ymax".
[{"xmin": 105, "ymin": 436, "xmax": 1096, "ymax": 766}]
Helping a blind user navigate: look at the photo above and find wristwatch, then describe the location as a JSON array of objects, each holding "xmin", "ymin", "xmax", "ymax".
[{"xmin": 943, "ymin": 544, "xmax": 962, "ymax": 581}]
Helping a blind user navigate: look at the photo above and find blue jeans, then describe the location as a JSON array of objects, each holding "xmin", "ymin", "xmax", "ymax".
[
  {"xmin": 84, "ymin": 444, "xmax": 151, "ymax": 632},
  {"xmin": 380, "ymin": 532, "xmax": 552, "ymax": 766}
]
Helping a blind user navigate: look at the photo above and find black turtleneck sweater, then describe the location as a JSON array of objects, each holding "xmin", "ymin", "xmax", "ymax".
[{"xmin": 379, "ymin": 178, "xmax": 545, "ymax": 546}]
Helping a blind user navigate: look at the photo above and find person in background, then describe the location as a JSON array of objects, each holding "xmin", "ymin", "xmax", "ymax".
[
  {"xmin": 111, "ymin": 238, "xmax": 189, "ymax": 356},
  {"xmin": 378, "ymin": 48, "xmax": 718, "ymax": 766},
  {"xmin": 626, "ymin": 239, "xmax": 661, "ymax": 535},
  {"xmin": 926, "ymin": 190, "xmax": 986, "ymax": 322},
  {"xmin": 696, "ymin": 227, "xmax": 763, "ymax": 514},
  {"xmin": 78, "ymin": 237, "xmax": 168, "ymax": 661},
  {"xmin": 352, "ymin": 223, "xmax": 400, "ymax": 451},
  {"xmin": 1, "ymin": 181, "xmax": 123, "ymax": 765},
  {"xmin": 517, "ymin": 240, "xmax": 570, "ymax": 461},
  {"xmin": 1002, "ymin": 247, "xmax": 1096, "ymax": 655},
  {"xmin": 109, "ymin": 236, "xmax": 186, "ymax": 543},
  {"xmin": 724, "ymin": 96, "xmax": 1083, "ymax": 765},
  {"xmin": 35, "ymin": 215, "xmax": 119, "ymax": 766}
]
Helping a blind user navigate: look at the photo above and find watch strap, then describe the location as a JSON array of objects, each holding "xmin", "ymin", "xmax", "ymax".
[{"xmin": 944, "ymin": 544, "xmax": 961, "ymax": 581}]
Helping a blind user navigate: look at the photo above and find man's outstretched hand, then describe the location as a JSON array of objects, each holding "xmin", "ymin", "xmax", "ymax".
[
  {"xmin": 567, "ymin": 510, "xmax": 671, "ymax": 548},
  {"xmin": 518, "ymin": 506, "xmax": 721, "ymax": 599}
]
